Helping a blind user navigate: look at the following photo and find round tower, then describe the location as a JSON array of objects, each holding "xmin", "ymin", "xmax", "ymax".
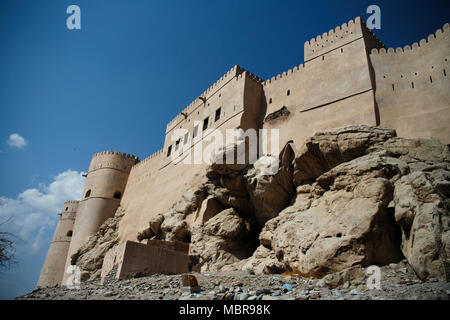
[
  {"xmin": 37, "ymin": 200, "xmax": 78, "ymax": 287},
  {"xmin": 62, "ymin": 151, "xmax": 139, "ymax": 285}
]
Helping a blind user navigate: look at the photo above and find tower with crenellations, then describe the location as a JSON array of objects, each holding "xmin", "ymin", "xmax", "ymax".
[
  {"xmin": 60, "ymin": 151, "xmax": 139, "ymax": 285},
  {"xmin": 37, "ymin": 201, "xmax": 78, "ymax": 287}
]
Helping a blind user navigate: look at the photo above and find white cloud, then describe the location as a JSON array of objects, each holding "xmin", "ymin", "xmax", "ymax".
[
  {"xmin": 0, "ymin": 170, "xmax": 85, "ymax": 254},
  {"xmin": 6, "ymin": 133, "xmax": 28, "ymax": 148}
]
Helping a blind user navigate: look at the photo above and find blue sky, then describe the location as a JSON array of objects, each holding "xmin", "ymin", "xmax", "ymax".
[{"xmin": 0, "ymin": 0, "xmax": 448, "ymax": 299}]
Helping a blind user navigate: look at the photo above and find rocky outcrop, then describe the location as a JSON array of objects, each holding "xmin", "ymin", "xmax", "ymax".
[
  {"xmin": 293, "ymin": 126, "xmax": 396, "ymax": 185},
  {"xmin": 242, "ymin": 126, "xmax": 449, "ymax": 280},
  {"xmin": 189, "ymin": 208, "xmax": 258, "ymax": 272},
  {"xmin": 255, "ymin": 152, "xmax": 405, "ymax": 277},
  {"xmin": 244, "ymin": 159, "xmax": 295, "ymax": 225},
  {"xmin": 73, "ymin": 125, "xmax": 450, "ymax": 283},
  {"xmin": 394, "ymin": 168, "xmax": 450, "ymax": 280},
  {"xmin": 71, "ymin": 207, "xmax": 125, "ymax": 282}
]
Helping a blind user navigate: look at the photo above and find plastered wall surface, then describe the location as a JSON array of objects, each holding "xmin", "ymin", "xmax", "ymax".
[
  {"xmin": 37, "ymin": 201, "xmax": 78, "ymax": 287},
  {"xmin": 370, "ymin": 23, "xmax": 450, "ymax": 143}
]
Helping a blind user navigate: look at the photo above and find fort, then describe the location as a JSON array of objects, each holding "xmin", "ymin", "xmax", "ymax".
[{"xmin": 37, "ymin": 17, "xmax": 450, "ymax": 287}]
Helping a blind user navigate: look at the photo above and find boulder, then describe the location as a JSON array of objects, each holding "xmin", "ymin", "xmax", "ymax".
[
  {"xmin": 189, "ymin": 208, "xmax": 257, "ymax": 272},
  {"xmin": 394, "ymin": 169, "xmax": 450, "ymax": 280},
  {"xmin": 259, "ymin": 152, "xmax": 405, "ymax": 277},
  {"xmin": 72, "ymin": 207, "xmax": 125, "ymax": 281},
  {"xmin": 245, "ymin": 162, "xmax": 295, "ymax": 226},
  {"xmin": 293, "ymin": 125, "xmax": 396, "ymax": 185}
]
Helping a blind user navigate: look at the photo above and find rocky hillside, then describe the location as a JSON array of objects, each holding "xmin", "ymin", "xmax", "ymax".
[{"xmin": 70, "ymin": 125, "xmax": 449, "ymax": 286}]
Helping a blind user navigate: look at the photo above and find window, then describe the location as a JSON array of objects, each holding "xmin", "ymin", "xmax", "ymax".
[
  {"xmin": 193, "ymin": 125, "xmax": 199, "ymax": 138},
  {"xmin": 113, "ymin": 191, "xmax": 122, "ymax": 199},
  {"xmin": 287, "ymin": 90, "xmax": 290, "ymax": 96},
  {"xmin": 203, "ymin": 117, "xmax": 209, "ymax": 131},
  {"xmin": 66, "ymin": 231, "xmax": 73, "ymax": 237},
  {"xmin": 167, "ymin": 145, "xmax": 172, "ymax": 157},
  {"xmin": 184, "ymin": 132, "xmax": 189, "ymax": 145},
  {"xmin": 215, "ymin": 107, "xmax": 221, "ymax": 122},
  {"xmin": 269, "ymin": 98, "xmax": 272, "ymax": 104},
  {"xmin": 65, "ymin": 207, "xmax": 68, "ymax": 211},
  {"xmin": 85, "ymin": 189, "xmax": 91, "ymax": 198},
  {"xmin": 175, "ymin": 138, "xmax": 180, "ymax": 151}
]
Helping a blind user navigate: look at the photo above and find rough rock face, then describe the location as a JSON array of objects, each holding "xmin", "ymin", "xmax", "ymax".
[
  {"xmin": 189, "ymin": 208, "xmax": 258, "ymax": 272},
  {"xmin": 71, "ymin": 207, "xmax": 125, "ymax": 281},
  {"xmin": 293, "ymin": 126, "xmax": 396, "ymax": 185},
  {"xmin": 241, "ymin": 127, "xmax": 450, "ymax": 280},
  {"xmin": 393, "ymin": 165, "xmax": 450, "ymax": 280},
  {"xmin": 245, "ymin": 161, "xmax": 295, "ymax": 225},
  {"xmin": 257, "ymin": 152, "xmax": 405, "ymax": 277}
]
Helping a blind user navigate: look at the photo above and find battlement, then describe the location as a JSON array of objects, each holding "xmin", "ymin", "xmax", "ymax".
[
  {"xmin": 370, "ymin": 23, "xmax": 449, "ymax": 55},
  {"xmin": 92, "ymin": 151, "xmax": 140, "ymax": 162},
  {"xmin": 60, "ymin": 200, "xmax": 78, "ymax": 215},
  {"xmin": 88, "ymin": 151, "xmax": 140, "ymax": 173},
  {"xmin": 131, "ymin": 149, "xmax": 163, "ymax": 170},
  {"xmin": 304, "ymin": 17, "xmax": 385, "ymax": 62},
  {"xmin": 263, "ymin": 63, "xmax": 306, "ymax": 86},
  {"xmin": 165, "ymin": 65, "xmax": 263, "ymax": 134}
]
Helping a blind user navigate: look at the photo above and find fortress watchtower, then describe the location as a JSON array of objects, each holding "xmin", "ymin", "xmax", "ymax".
[
  {"xmin": 61, "ymin": 151, "xmax": 139, "ymax": 285},
  {"xmin": 37, "ymin": 200, "xmax": 78, "ymax": 287}
]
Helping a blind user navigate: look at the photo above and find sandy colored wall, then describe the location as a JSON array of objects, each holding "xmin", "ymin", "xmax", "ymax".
[
  {"xmin": 369, "ymin": 23, "xmax": 450, "ymax": 144},
  {"xmin": 118, "ymin": 73, "xmax": 263, "ymax": 244},
  {"xmin": 37, "ymin": 201, "xmax": 78, "ymax": 287},
  {"xmin": 262, "ymin": 21, "xmax": 378, "ymax": 151},
  {"xmin": 61, "ymin": 152, "xmax": 138, "ymax": 285}
]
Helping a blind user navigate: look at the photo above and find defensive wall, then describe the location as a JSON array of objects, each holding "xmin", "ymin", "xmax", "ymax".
[
  {"xmin": 369, "ymin": 23, "xmax": 450, "ymax": 143},
  {"xmin": 37, "ymin": 201, "xmax": 78, "ymax": 287}
]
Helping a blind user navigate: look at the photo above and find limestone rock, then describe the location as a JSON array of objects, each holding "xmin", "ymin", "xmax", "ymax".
[
  {"xmin": 239, "ymin": 245, "xmax": 287, "ymax": 275},
  {"xmin": 160, "ymin": 212, "xmax": 190, "ymax": 242},
  {"xmin": 394, "ymin": 170, "xmax": 450, "ymax": 280},
  {"xmin": 206, "ymin": 141, "xmax": 248, "ymax": 179},
  {"xmin": 72, "ymin": 207, "xmax": 125, "ymax": 281},
  {"xmin": 293, "ymin": 125, "xmax": 396, "ymax": 185},
  {"xmin": 316, "ymin": 266, "xmax": 366, "ymax": 289},
  {"xmin": 257, "ymin": 152, "xmax": 405, "ymax": 277},
  {"xmin": 245, "ymin": 164, "xmax": 295, "ymax": 226},
  {"xmin": 189, "ymin": 208, "xmax": 257, "ymax": 272}
]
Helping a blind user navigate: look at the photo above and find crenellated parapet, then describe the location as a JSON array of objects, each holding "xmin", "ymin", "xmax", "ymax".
[
  {"xmin": 263, "ymin": 63, "xmax": 307, "ymax": 86},
  {"xmin": 164, "ymin": 65, "xmax": 261, "ymax": 134},
  {"xmin": 88, "ymin": 151, "xmax": 140, "ymax": 173},
  {"xmin": 304, "ymin": 17, "xmax": 364, "ymax": 61},
  {"xmin": 130, "ymin": 149, "xmax": 163, "ymax": 170},
  {"xmin": 370, "ymin": 23, "xmax": 449, "ymax": 55}
]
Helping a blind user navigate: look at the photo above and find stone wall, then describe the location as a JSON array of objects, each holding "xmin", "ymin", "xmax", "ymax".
[{"xmin": 369, "ymin": 23, "xmax": 450, "ymax": 144}]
